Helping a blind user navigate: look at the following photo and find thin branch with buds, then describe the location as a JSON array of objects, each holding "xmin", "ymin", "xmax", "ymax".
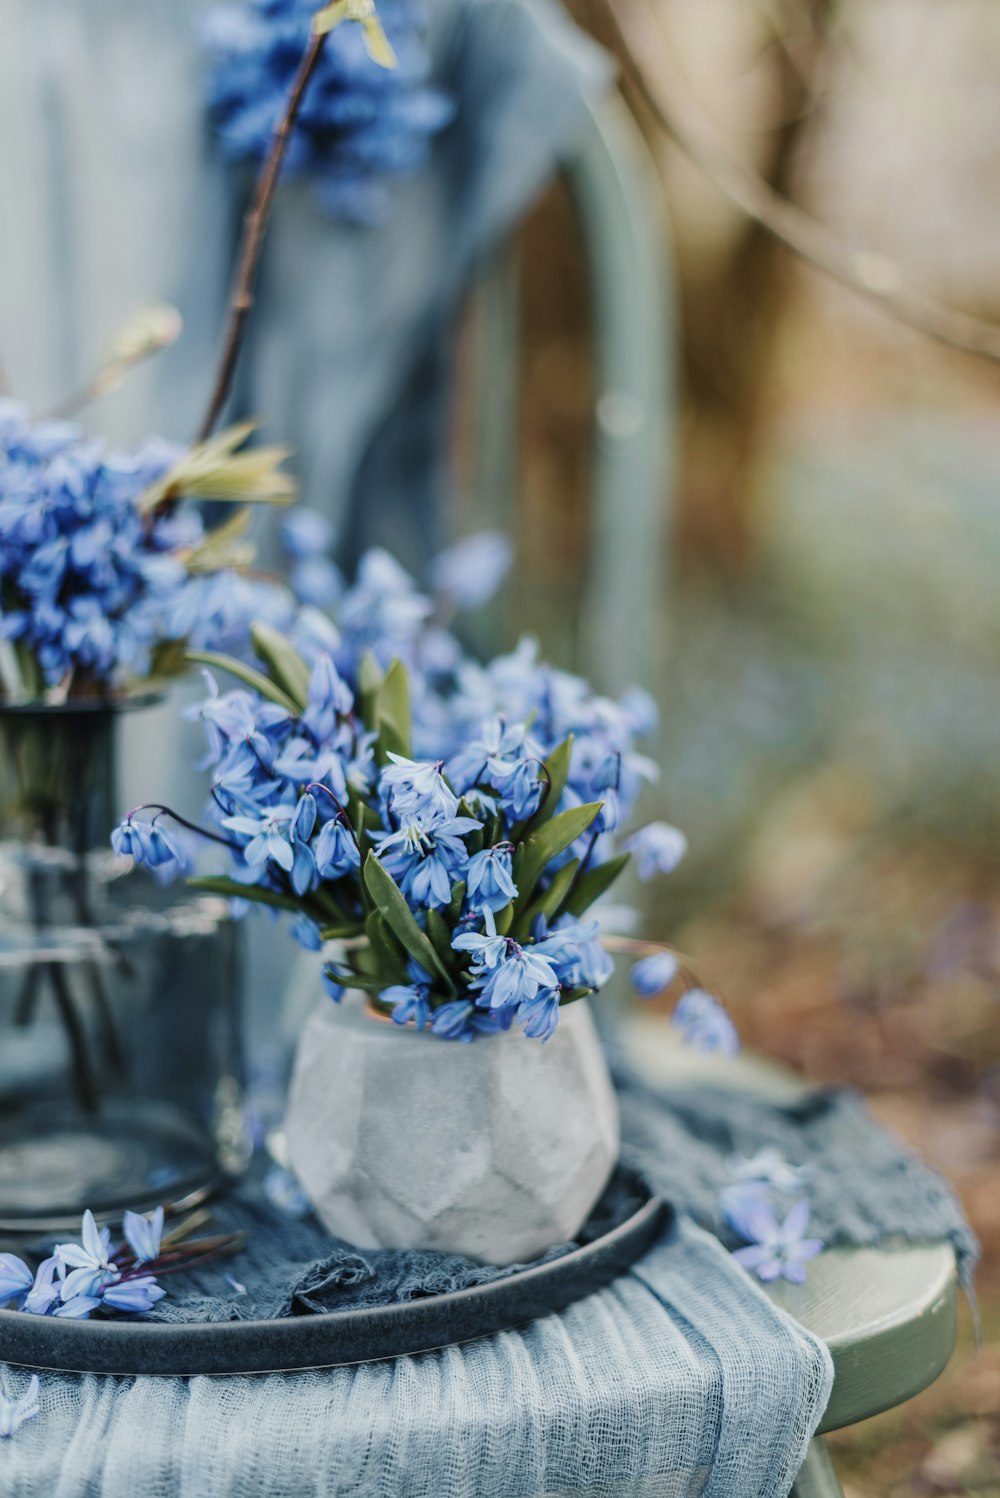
[{"xmin": 194, "ymin": 30, "xmax": 331, "ymax": 443}]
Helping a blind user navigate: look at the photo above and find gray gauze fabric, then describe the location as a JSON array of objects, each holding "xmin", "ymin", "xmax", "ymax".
[{"xmin": 0, "ymin": 1071, "xmax": 978, "ymax": 1496}]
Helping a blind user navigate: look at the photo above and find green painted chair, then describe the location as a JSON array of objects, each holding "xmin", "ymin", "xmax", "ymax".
[
  {"xmin": 466, "ymin": 89, "xmax": 675, "ymax": 696},
  {"xmin": 622, "ymin": 1013, "xmax": 958, "ymax": 1497},
  {"xmin": 470, "ymin": 90, "xmax": 958, "ymax": 1494}
]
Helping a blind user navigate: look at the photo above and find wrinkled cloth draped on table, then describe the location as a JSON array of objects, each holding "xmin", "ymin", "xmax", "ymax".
[{"xmin": 0, "ymin": 1066, "xmax": 977, "ymax": 1497}]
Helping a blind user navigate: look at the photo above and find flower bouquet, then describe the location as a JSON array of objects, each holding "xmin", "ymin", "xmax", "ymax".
[{"xmin": 115, "ymin": 527, "xmax": 715, "ymax": 1261}]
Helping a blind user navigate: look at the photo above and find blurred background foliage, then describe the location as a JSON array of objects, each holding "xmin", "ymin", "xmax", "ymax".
[{"xmin": 466, "ymin": 2, "xmax": 1000, "ymax": 1489}]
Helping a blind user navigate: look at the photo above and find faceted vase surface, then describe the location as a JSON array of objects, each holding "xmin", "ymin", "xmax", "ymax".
[
  {"xmin": 286, "ymin": 990, "xmax": 620, "ymax": 1266},
  {"xmin": 0, "ymin": 700, "xmax": 245, "ymax": 1231}
]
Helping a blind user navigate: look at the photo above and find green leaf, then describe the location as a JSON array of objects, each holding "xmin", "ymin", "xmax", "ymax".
[
  {"xmin": 510, "ymin": 857, "xmax": 580, "ymax": 942},
  {"xmin": 377, "ymin": 658, "xmax": 411, "ymax": 754},
  {"xmin": 458, "ymin": 802, "xmax": 484, "ymax": 855},
  {"xmin": 362, "ymin": 853, "xmax": 455, "ymax": 993},
  {"xmin": 186, "ymin": 651, "xmax": 298, "ymax": 715},
  {"xmin": 329, "ymin": 970, "xmax": 392, "ymax": 994},
  {"xmin": 250, "ymin": 622, "xmax": 311, "ymax": 710},
  {"xmin": 140, "ymin": 422, "xmax": 294, "ymax": 513},
  {"xmin": 312, "ymin": 0, "xmax": 348, "ymax": 33},
  {"xmin": 147, "ymin": 636, "xmax": 191, "ymax": 683},
  {"xmin": 319, "ymin": 923, "xmax": 367, "ymax": 942},
  {"xmin": 561, "ymin": 852, "xmax": 631, "ymax": 918},
  {"xmin": 362, "ymin": 14, "xmax": 397, "ymax": 67},
  {"xmin": 446, "ymin": 880, "xmax": 466, "ymax": 923},
  {"xmin": 358, "ymin": 652, "xmax": 384, "ymax": 733},
  {"xmin": 522, "ymin": 735, "xmax": 574, "ymax": 838},
  {"xmin": 494, "ymin": 901, "xmax": 514, "ymax": 936},
  {"xmin": 513, "ymin": 802, "xmax": 603, "ymax": 912},
  {"xmin": 187, "ymin": 876, "xmax": 301, "ymax": 914},
  {"xmin": 365, "ymin": 910, "xmax": 408, "ymax": 982},
  {"xmin": 184, "ymin": 508, "xmax": 254, "ymax": 575},
  {"xmin": 425, "ymin": 908, "xmax": 454, "ymax": 967}
]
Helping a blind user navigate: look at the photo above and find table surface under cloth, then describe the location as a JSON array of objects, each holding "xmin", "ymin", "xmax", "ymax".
[{"xmin": 0, "ymin": 1022, "xmax": 972, "ymax": 1498}]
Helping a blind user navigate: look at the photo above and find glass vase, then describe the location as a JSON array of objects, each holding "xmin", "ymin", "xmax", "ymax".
[{"xmin": 0, "ymin": 698, "xmax": 246, "ymax": 1232}]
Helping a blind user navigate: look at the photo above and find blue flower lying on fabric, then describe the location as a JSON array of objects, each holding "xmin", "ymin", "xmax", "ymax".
[
  {"xmin": 727, "ymin": 1197, "xmax": 824, "ymax": 1285},
  {"xmin": 0, "ymin": 1376, "xmax": 40, "ymax": 1440},
  {"xmin": 728, "ymin": 1148, "xmax": 808, "ymax": 1195},
  {"xmin": 0, "ymin": 1209, "xmax": 167, "ymax": 1320},
  {"xmin": 0, "ymin": 1204, "xmax": 241, "ymax": 1320},
  {"xmin": 200, "ymin": 0, "xmax": 455, "ymax": 224}
]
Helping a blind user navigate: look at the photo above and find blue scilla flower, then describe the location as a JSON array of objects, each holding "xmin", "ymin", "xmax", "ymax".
[
  {"xmin": 429, "ymin": 532, "xmax": 512, "ymax": 611},
  {"xmin": 0, "ymin": 1254, "xmax": 33, "ymax": 1305},
  {"xmin": 291, "ymin": 913, "xmax": 324, "ymax": 950},
  {"xmin": 383, "ymin": 960, "xmax": 433, "ymax": 1029},
  {"xmin": 728, "ymin": 1149, "xmax": 808, "ymax": 1195},
  {"xmin": 338, "ymin": 547, "xmax": 433, "ymax": 652},
  {"xmin": 630, "ymin": 950, "xmax": 679, "ymax": 998},
  {"xmin": 302, "ymin": 654, "xmax": 354, "ymax": 742},
  {"xmin": 401, "ymin": 831, "xmax": 469, "ymax": 908},
  {"xmin": 200, "ymin": 0, "xmax": 455, "ymax": 225},
  {"xmin": 623, "ymin": 822, "xmax": 688, "ymax": 881},
  {"xmin": 315, "ymin": 816, "xmax": 361, "ymax": 878},
  {"xmin": 22, "ymin": 1258, "xmax": 61, "ymax": 1317},
  {"xmin": 536, "ymin": 917, "xmax": 613, "ymax": 993},
  {"xmin": 111, "ymin": 816, "xmax": 189, "ymax": 876},
  {"xmin": 451, "ymin": 905, "xmax": 506, "ymax": 970},
  {"xmin": 123, "ymin": 1207, "xmax": 164, "ymax": 1265},
  {"xmin": 730, "ymin": 1199, "xmax": 823, "ymax": 1286},
  {"xmin": 671, "ymin": 990, "xmax": 740, "ymax": 1056},
  {"xmin": 376, "ymin": 812, "xmax": 478, "ymax": 908},
  {"xmin": 429, "ymin": 999, "xmax": 476, "ymax": 1042},
  {"xmin": 288, "ymin": 793, "xmax": 320, "ymax": 895},
  {"xmin": 446, "ymin": 717, "xmax": 535, "ymax": 802},
  {"xmin": 293, "ymin": 554, "xmax": 344, "ymax": 609},
  {"xmin": 0, "ymin": 1376, "xmax": 40, "ymax": 1440},
  {"xmin": 223, "ymin": 804, "xmax": 297, "ymax": 872},
  {"xmin": 280, "ymin": 507, "xmax": 343, "ymax": 608},
  {"xmin": 517, "ymin": 987, "xmax": 561, "ymax": 1042},
  {"xmin": 380, "ymin": 752, "xmax": 456, "ymax": 821},
  {"xmin": 281, "ymin": 505, "xmax": 335, "ymax": 559},
  {"xmin": 100, "ymin": 1276, "xmax": 167, "ymax": 1314},
  {"xmin": 430, "ymin": 998, "xmax": 515, "ymax": 1043},
  {"xmin": 473, "ymin": 942, "xmax": 560, "ymax": 1012},
  {"xmin": 55, "ymin": 1210, "xmax": 118, "ymax": 1301},
  {"xmin": 465, "ymin": 843, "xmax": 517, "ymax": 914}
]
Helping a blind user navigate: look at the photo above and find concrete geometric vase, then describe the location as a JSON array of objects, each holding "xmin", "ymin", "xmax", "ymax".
[{"xmin": 286, "ymin": 991, "xmax": 620, "ymax": 1266}]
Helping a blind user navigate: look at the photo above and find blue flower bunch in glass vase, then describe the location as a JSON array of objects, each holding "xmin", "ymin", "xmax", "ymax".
[
  {"xmin": 0, "ymin": 404, "xmax": 296, "ymax": 1229},
  {"xmin": 0, "ymin": 403, "xmax": 295, "ymax": 706},
  {"xmin": 201, "ymin": 0, "xmax": 455, "ymax": 223}
]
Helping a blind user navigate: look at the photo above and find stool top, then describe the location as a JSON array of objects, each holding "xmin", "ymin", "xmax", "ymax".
[{"xmin": 621, "ymin": 1016, "xmax": 958, "ymax": 1433}]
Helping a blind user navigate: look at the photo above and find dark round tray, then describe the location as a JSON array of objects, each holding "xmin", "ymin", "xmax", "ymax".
[{"xmin": 0, "ymin": 1182, "xmax": 670, "ymax": 1377}]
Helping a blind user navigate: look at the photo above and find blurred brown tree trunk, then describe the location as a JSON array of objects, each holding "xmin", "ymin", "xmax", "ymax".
[{"xmin": 576, "ymin": 0, "xmax": 840, "ymax": 568}]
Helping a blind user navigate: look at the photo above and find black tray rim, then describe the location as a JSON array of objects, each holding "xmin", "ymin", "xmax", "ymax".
[{"xmin": 0, "ymin": 1179, "xmax": 670, "ymax": 1378}]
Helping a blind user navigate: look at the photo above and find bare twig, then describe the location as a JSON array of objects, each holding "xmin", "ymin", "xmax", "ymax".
[
  {"xmin": 195, "ymin": 31, "xmax": 329, "ymax": 443},
  {"xmin": 603, "ymin": 0, "xmax": 1000, "ymax": 366}
]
